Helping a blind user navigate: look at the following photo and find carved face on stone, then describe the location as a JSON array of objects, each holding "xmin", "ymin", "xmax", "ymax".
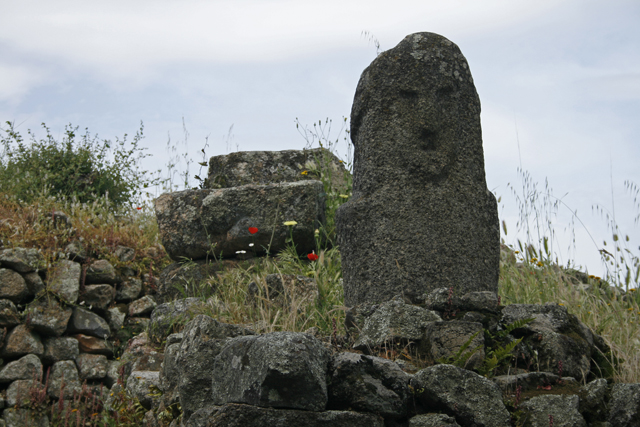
[{"xmin": 350, "ymin": 33, "xmax": 481, "ymax": 189}]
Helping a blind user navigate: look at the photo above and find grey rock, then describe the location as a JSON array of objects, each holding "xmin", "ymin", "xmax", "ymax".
[
  {"xmin": 67, "ymin": 307, "xmax": 111, "ymax": 338},
  {"xmin": 353, "ymin": 297, "xmax": 441, "ymax": 350},
  {"xmin": 175, "ymin": 315, "xmax": 254, "ymax": 421},
  {"xmin": 47, "ymin": 360, "xmax": 82, "ymax": 399},
  {"xmin": 7, "ymin": 380, "xmax": 45, "ymax": 407},
  {"xmin": 160, "ymin": 341, "xmax": 182, "ymax": 407},
  {"xmin": 421, "ymin": 321, "xmax": 485, "ymax": 370},
  {"xmin": 0, "ymin": 354, "xmax": 42, "ymax": 383},
  {"xmin": 1, "ymin": 324, "xmax": 43, "ymax": 358},
  {"xmin": 47, "ymin": 259, "xmax": 81, "ymax": 303},
  {"xmin": 425, "ymin": 288, "xmax": 500, "ymax": 313},
  {"xmin": 0, "ymin": 248, "xmax": 43, "ymax": 273},
  {"xmin": 327, "ymin": 352, "xmax": 411, "ymax": 418},
  {"xmin": 75, "ymin": 353, "xmax": 108, "ymax": 380},
  {"xmin": 201, "ymin": 403, "xmax": 384, "ymax": 427},
  {"xmin": 492, "ymin": 372, "xmax": 560, "ymax": 393},
  {"xmin": 154, "ymin": 180, "xmax": 325, "ymax": 261},
  {"xmin": 42, "ymin": 336, "xmax": 79, "ymax": 364},
  {"xmin": 128, "ymin": 295, "xmax": 157, "ymax": 317},
  {"xmin": 22, "ymin": 271, "xmax": 45, "ymax": 296},
  {"xmin": 608, "ymin": 383, "xmax": 640, "ymax": 426},
  {"xmin": 132, "ymin": 351, "xmax": 164, "ymax": 372},
  {"xmin": 105, "ymin": 359, "xmax": 126, "ymax": 388},
  {"xmin": 520, "ymin": 395, "xmax": 586, "ymax": 427},
  {"xmin": 336, "ymin": 32, "xmax": 499, "ymax": 306},
  {"xmin": 205, "ymin": 147, "xmax": 349, "ymax": 190},
  {"xmin": 211, "ymin": 332, "xmax": 330, "ymax": 411},
  {"xmin": 411, "ymin": 364, "xmax": 510, "ymax": 427},
  {"xmin": 64, "ymin": 241, "xmax": 88, "ymax": 263},
  {"xmin": 85, "ymin": 259, "xmax": 117, "ymax": 284},
  {"xmin": 80, "ymin": 284, "xmax": 114, "ymax": 310},
  {"xmin": 105, "ymin": 305, "xmax": 127, "ymax": 331},
  {"xmin": 409, "ymin": 414, "xmax": 461, "ymax": 427},
  {"xmin": 126, "ymin": 371, "xmax": 161, "ymax": 409},
  {"xmin": 2, "ymin": 408, "xmax": 49, "ymax": 427},
  {"xmin": 501, "ymin": 303, "xmax": 594, "ymax": 381},
  {"xmin": 114, "ymin": 245, "xmax": 135, "ymax": 262},
  {"xmin": 115, "ymin": 278, "xmax": 142, "ymax": 301},
  {"xmin": 0, "ymin": 268, "xmax": 29, "ymax": 303},
  {"xmin": 149, "ymin": 297, "xmax": 205, "ymax": 343},
  {"xmin": 0, "ymin": 299, "xmax": 20, "ymax": 328},
  {"xmin": 579, "ymin": 378, "xmax": 609, "ymax": 423},
  {"xmin": 26, "ymin": 298, "xmax": 73, "ymax": 336}
]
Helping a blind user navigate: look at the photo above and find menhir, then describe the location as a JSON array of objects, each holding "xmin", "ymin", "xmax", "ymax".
[{"xmin": 336, "ymin": 32, "xmax": 500, "ymax": 307}]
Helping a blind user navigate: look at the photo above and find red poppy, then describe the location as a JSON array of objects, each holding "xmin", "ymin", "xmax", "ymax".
[
  {"xmin": 307, "ymin": 252, "xmax": 319, "ymax": 261},
  {"xmin": 248, "ymin": 227, "xmax": 258, "ymax": 235},
  {"xmin": 136, "ymin": 207, "xmax": 142, "ymax": 210}
]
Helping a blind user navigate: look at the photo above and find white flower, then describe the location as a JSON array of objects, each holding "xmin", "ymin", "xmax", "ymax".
[
  {"xmin": 283, "ymin": 221, "xmax": 298, "ymax": 226},
  {"xmin": 249, "ymin": 243, "xmax": 254, "ymax": 247},
  {"xmin": 236, "ymin": 250, "xmax": 246, "ymax": 254}
]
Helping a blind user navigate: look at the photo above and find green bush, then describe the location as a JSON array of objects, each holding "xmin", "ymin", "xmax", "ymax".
[{"xmin": 0, "ymin": 121, "xmax": 161, "ymax": 210}]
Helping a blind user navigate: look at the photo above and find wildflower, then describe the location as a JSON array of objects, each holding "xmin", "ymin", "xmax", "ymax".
[
  {"xmin": 308, "ymin": 252, "xmax": 319, "ymax": 261},
  {"xmin": 283, "ymin": 221, "xmax": 297, "ymax": 226},
  {"xmin": 136, "ymin": 207, "xmax": 142, "ymax": 210},
  {"xmin": 339, "ymin": 194, "xmax": 349, "ymax": 199},
  {"xmin": 595, "ymin": 276, "xmax": 601, "ymax": 280},
  {"xmin": 558, "ymin": 303, "xmax": 564, "ymax": 306},
  {"xmin": 249, "ymin": 243, "xmax": 254, "ymax": 247},
  {"xmin": 248, "ymin": 227, "xmax": 258, "ymax": 235},
  {"xmin": 630, "ymin": 288, "xmax": 637, "ymax": 292},
  {"xmin": 589, "ymin": 275, "xmax": 595, "ymax": 279},
  {"xmin": 628, "ymin": 308, "xmax": 634, "ymax": 311},
  {"xmin": 537, "ymin": 261, "xmax": 543, "ymax": 267},
  {"xmin": 314, "ymin": 229, "xmax": 319, "ymax": 236},
  {"xmin": 301, "ymin": 170, "xmax": 308, "ymax": 176},
  {"xmin": 236, "ymin": 250, "xmax": 246, "ymax": 254},
  {"xmin": 515, "ymin": 250, "xmax": 520, "ymax": 254},
  {"xmin": 72, "ymin": 409, "xmax": 78, "ymax": 413}
]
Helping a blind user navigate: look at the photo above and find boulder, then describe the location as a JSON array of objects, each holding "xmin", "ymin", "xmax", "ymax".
[
  {"xmin": 85, "ymin": 259, "xmax": 117, "ymax": 284},
  {"xmin": 128, "ymin": 295, "xmax": 157, "ymax": 317},
  {"xmin": 126, "ymin": 370, "xmax": 161, "ymax": 409},
  {"xmin": 149, "ymin": 298, "xmax": 205, "ymax": 342},
  {"xmin": 115, "ymin": 277, "xmax": 142, "ymax": 301},
  {"xmin": 352, "ymin": 297, "xmax": 441, "ymax": 351},
  {"xmin": 3, "ymin": 408, "xmax": 49, "ymax": 427},
  {"xmin": 174, "ymin": 315, "xmax": 253, "ymax": 421},
  {"xmin": 421, "ymin": 321, "xmax": 485, "ymax": 370},
  {"xmin": 47, "ymin": 259, "xmax": 81, "ymax": 304},
  {"xmin": 42, "ymin": 336, "xmax": 79, "ymax": 364},
  {"xmin": 26, "ymin": 298, "xmax": 73, "ymax": 337},
  {"xmin": 0, "ymin": 268, "xmax": 29, "ymax": 303},
  {"xmin": 6, "ymin": 379, "xmax": 45, "ymax": 408},
  {"xmin": 0, "ymin": 248, "xmax": 43, "ymax": 273},
  {"xmin": 154, "ymin": 180, "xmax": 325, "ymax": 261},
  {"xmin": 67, "ymin": 307, "xmax": 111, "ymax": 339},
  {"xmin": 80, "ymin": 284, "xmax": 115, "ymax": 310},
  {"xmin": 47, "ymin": 360, "xmax": 82, "ymax": 399},
  {"xmin": 211, "ymin": 332, "xmax": 330, "ymax": 411},
  {"xmin": 0, "ymin": 299, "xmax": 20, "ymax": 328},
  {"xmin": 1, "ymin": 324, "xmax": 44, "ymax": 358},
  {"xmin": 410, "ymin": 364, "xmax": 511, "ymax": 427},
  {"xmin": 579, "ymin": 378, "xmax": 609, "ymax": 424},
  {"xmin": 501, "ymin": 303, "xmax": 596, "ymax": 381},
  {"xmin": 327, "ymin": 352, "xmax": 411, "ymax": 419},
  {"xmin": 608, "ymin": 383, "xmax": 640, "ymax": 426},
  {"xmin": 199, "ymin": 403, "xmax": 384, "ymax": 427},
  {"xmin": 336, "ymin": 32, "xmax": 500, "ymax": 306},
  {"xmin": 0, "ymin": 354, "xmax": 42, "ymax": 383},
  {"xmin": 519, "ymin": 395, "xmax": 586, "ymax": 427},
  {"xmin": 75, "ymin": 353, "xmax": 108, "ymax": 380},
  {"xmin": 73, "ymin": 333, "xmax": 114, "ymax": 356}
]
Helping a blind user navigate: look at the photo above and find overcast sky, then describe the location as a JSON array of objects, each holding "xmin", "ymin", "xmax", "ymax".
[{"xmin": 1, "ymin": 0, "xmax": 639, "ymax": 279}]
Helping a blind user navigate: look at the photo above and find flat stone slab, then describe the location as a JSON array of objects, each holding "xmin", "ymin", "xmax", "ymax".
[
  {"xmin": 154, "ymin": 181, "xmax": 325, "ymax": 261},
  {"xmin": 205, "ymin": 147, "xmax": 349, "ymax": 190}
]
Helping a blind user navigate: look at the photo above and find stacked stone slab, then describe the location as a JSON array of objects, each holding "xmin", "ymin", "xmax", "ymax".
[
  {"xmin": 336, "ymin": 32, "xmax": 500, "ymax": 307},
  {"xmin": 155, "ymin": 148, "xmax": 348, "ymax": 261}
]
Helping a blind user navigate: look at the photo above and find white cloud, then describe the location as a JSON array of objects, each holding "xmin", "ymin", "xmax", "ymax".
[{"xmin": 0, "ymin": 64, "xmax": 47, "ymax": 103}]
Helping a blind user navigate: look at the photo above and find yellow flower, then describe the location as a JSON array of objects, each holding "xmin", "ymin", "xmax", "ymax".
[
  {"xmin": 559, "ymin": 303, "xmax": 564, "ymax": 306},
  {"xmin": 301, "ymin": 170, "xmax": 308, "ymax": 176},
  {"xmin": 630, "ymin": 288, "xmax": 637, "ymax": 292},
  {"xmin": 72, "ymin": 409, "xmax": 78, "ymax": 413},
  {"xmin": 339, "ymin": 194, "xmax": 349, "ymax": 199},
  {"xmin": 628, "ymin": 308, "xmax": 633, "ymax": 311},
  {"xmin": 283, "ymin": 221, "xmax": 297, "ymax": 226},
  {"xmin": 537, "ymin": 261, "xmax": 543, "ymax": 267}
]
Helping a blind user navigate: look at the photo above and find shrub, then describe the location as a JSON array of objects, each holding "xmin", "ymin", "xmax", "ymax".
[{"xmin": 0, "ymin": 121, "xmax": 161, "ymax": 210}]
